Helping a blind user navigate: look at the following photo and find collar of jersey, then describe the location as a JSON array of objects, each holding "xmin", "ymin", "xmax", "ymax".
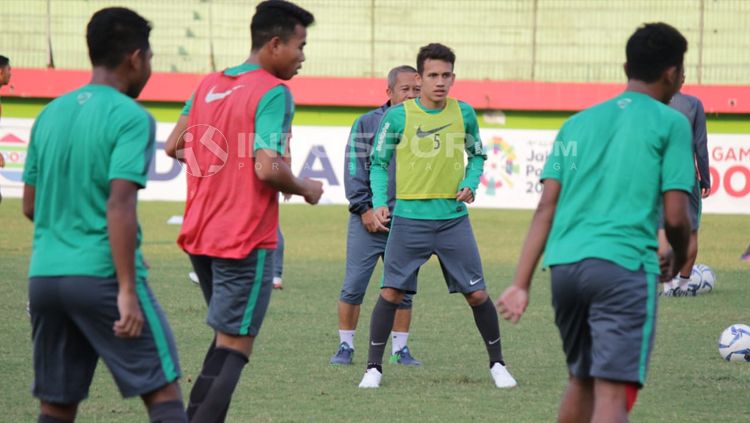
[
  {"xmin": 415, "ymin": 97, "xmax": 447, "ymax": 115},
  {"xmin": 224, "ymin": 63, "xmax": 261, "ymax": 77}
]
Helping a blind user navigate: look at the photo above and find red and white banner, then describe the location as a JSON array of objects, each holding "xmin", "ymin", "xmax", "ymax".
[{"xmin": 1, "ymin": 118, "xmax": 748, "ymax": 214}]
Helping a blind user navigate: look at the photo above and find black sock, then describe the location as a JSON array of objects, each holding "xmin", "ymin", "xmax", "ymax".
[
  {"xmin": 471, "ymin": 298, "xmax": 504, "ymax": 366},
  {"xmin": 367, "ymin": 295, "xmax": 400, "ymax": 366},
  {"xmin": 366, "ymin": 363, "xmax": 383, "ymax": 373},
  {"xmin": 149, "ymin": 399, "xmax": 187, "ymax": 423},
  {"xmin": 187, "ymin": 347, "xmax": 248, "ymax": 423},
  {"xmin": 37, "ymin": 416, "xmax": 72, "ymax": 423}
]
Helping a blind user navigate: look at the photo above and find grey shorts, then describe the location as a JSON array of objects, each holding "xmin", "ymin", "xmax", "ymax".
[
  {"xmin": 340, "ymin": 213, "xmax": 414, "ymax": 308},
  {"xmin": 29, "ymin": 276, "xmax": 181, "ymax": 403},
  {"xmin": 659, "ymin": 180, "xmax": 702, "ymax": 230},
  {"xmin": 551, "ymin": 258, "xmax": 658, "ymax": 387},
  {"xmin": 383, "ymin": 215, "xmax": 485, "ymax": 295},
  {"xmin": 189, "ymin": 249, "xmax": 273, "ymax": 336}
]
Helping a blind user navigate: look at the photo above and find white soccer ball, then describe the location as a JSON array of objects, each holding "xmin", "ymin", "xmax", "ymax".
[
  {"xmin": 718, "ymin": 324, "xmax": 750, "ymax": 362},
  {"xmin": 693, "ymin": 264, "xmax": 716, "ymax": 294}
]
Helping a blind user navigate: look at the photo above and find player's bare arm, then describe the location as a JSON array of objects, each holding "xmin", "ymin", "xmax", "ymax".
[
  {"xmin": 107, "ymin": 179, "xmax": 144, "ymax": 339},
  {"xmin": 255, "ymin": 148, "xmax": 323, "ymax": 204},
  {"xmin": 496, "ymin": 179, "xmax": 561, "ymax": 323},
  {"xmin": 22, "ymin": 184, "xmax": 35, "ymax": 221},
  {"xmin": 661, "ymin": 190, "xmax": 691, "ymax": 281},
  {"xmin": 164, "ymin": 114, "xmax": 188, "ymax": 160}
]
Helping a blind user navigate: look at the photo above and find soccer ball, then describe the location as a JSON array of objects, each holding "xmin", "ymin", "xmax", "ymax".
[
  {"xmin": 718, "ymin": 324, "xmax": 750, "ymax": 362},
  {"xmin": 688, "ymin": 264, "xmax": 715, "ymax": 295}
]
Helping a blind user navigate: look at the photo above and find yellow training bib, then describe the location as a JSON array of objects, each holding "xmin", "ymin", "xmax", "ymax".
[{"xmin": 396, "ymin": 98, "xmax": 465, "ymax": 199}]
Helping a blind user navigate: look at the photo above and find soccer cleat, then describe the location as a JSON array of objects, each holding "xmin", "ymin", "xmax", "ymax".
[
  {"xmin": 662, "ymin": 287, "xmax": 694, "ymax": 297},
  {"xmin": 741, "ymin": 252, "xmax": 750, "ymax": 263},
  {"xmin": 273, "ymin": 277, "xmax": 283, "ymax": 290},
  {"xmin": 188, "ymin": 272, "xmax": 199, "ymax": 285},
  {"xmin": 330, "ymin": 342, "xmax": 354, "ymax": 365},
  {"xmin": 490, "ymin": 363, "xmax": 517, "ymax": 388},
  {"xmin": 389, "ymin": 346, "xmax": 422, "ymax": 366},
  {"xmin": 358, "ymin": 367, "xmax": 382, "ymax": 388}
]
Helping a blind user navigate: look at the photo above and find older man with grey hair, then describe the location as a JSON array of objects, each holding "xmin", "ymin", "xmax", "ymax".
[{"xmin": 330, "ymin": 65, "xmax": 421, "ymax": 366}]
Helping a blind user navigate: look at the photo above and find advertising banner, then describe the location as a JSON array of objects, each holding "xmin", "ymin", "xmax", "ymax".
[{"xmin": 2, "ymin": 118, "xmax": 748, "ymax": 214}]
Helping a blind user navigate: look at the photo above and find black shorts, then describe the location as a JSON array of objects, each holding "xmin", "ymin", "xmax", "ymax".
[
  {"xmin": 189, "ymin": 248, "xmax": 274, "ymax": 337},
  {"xmin": 551, "ymin": 259, "xmax": 658, "ymax": 387},
  {"xmin": 29, "ymin": 277, "xmax": 181, "ymax": 403}
]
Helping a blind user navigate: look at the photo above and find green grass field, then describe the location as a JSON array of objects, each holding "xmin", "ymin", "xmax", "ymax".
[{"xmin": 1, "ymin": 199, "xmax": 749, "ymax": 422}]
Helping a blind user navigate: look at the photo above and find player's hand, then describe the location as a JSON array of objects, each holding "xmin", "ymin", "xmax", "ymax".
[
  {"xmin": 495, "ymin": 285, "xmax": 529, "ymax": 324},
  {"xmin": 282, "ymin": 192, "xmax": 293, "ymax": 202},
  {"xmin": 701, "ymin": 187, "xmax": 710, "ymax": 198},
  {"xmin": 302, "ymin": 178, "xmax": 323, "ymax": 205},
  {"xmin": 658, "ymin": 249, "xmax": 677, "ymax": 283},
  {"xmin": 361, "ymin": 208, "xmax": 389, "ymax": 233},
  {"xmin": 373, "ymin": 206, "xmax": 391, "ymax": 231},
  {"xmin": 114, "ymin": 289, "xmax": 144, "ymax": 338},
  {"xmin": 456, "ymin": 187, "xmax": 474, "ymax": 204},
  {"xmin": 0, "ymin": 153, "xmax": 5, "ymax": 168}
]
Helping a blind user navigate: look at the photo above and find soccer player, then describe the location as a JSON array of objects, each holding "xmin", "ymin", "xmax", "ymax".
[
  {"xmin": 330, "ymin": 65, "xmax": 422, "ymax": 366},
  {"xmin": 659, "ymin": 82, "xmax": 711, "ymax": 296},
  {"xmin": 358, "ymin": 44, "xmax": 516, "ymax": 389},
  {"xmin": 22, "ymin": 8, "xmax": 186, "ymax": 423},
  {"xmin": 0, "ymin": 54, "xmax": 10, "ymax": 124},
  {"xmin": 0, "ymin": 55, "xmax": 10, "ymax": 187},
  {"xmin": 165, "ymin": 1, "xmax": 322, "ymax": 421},
  {"xmin": 496, "ymin": 22, "xmax": 693, "ymax": 421}
]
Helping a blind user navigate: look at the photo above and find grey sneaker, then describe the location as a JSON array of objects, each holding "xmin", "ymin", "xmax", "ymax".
[
  {"xmin": 330, "ymin": 343, "xmax": 354, "ymax": 365},
  {"xmin": 389, "ymin": 346, "xmax": 422, "ymax": 366}
]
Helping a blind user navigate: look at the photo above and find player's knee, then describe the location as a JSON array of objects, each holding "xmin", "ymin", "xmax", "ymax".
[
  {"xmin": 216, "ymin": 332, "xmax": 254, "ymax": 357},
  {"xmin": 464, "ymin": 289, "xmax": 488, "ymax": 306},
  {"xmin": 142, "ymin": 381, "xmax": 182, "ymax": 407},
  {"xmin": 381, "ymin": 287, "xmax": 406, "ymax": 303},
  {"xmin": 40, "ymin": 401, "xmax": 78, "ymax": 422}
]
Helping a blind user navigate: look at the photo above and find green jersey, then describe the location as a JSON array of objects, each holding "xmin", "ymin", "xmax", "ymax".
[
  {"xmin": 23, "ymin": 84, "xmax": 155, "ymax": 280},
  {"xmin": 541, "ymin": 91, "xmax": 694, "ymax": 274},
  {"xmin": 371, "ymin": 97, "xmax": 487, "ymax": 220},
  {"xmin": 182, "ymin": 63, "xmax": 292, "ymax": 154}
]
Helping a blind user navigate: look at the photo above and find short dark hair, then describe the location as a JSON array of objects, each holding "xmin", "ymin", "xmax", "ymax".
[
  {"xmin": 387, "ymin": 65, "xmax": 417, "ymax": 89},
  {"xmin": 251, "ymin": 0, "xmax": 315, "ymax": 51},
  {"xmin": 416, "ymin": 43, "xmax": 455, "ymax": 75},
  {"xmin": 86, "ymin": 7, "xmax": 152, "ymax": 69},
  {"xmin": 0, "ymin": 55, "xmax": 9, "ymax": 67},
  {"xmin": 626, "ymin": 22, "xmax": 687, "ymax": 83}
]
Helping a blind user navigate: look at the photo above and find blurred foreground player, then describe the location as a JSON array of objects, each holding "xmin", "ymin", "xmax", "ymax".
[
  {"xmin": 497, "ymin": 22, "xmax": 693, "ymax": 422},
  {"xmin": 23, "ymin": 8, "xmax": 186, "ymax": 423}
]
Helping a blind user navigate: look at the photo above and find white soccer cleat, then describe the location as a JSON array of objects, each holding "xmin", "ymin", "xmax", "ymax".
[
  {"xmin": 490, "ymin": 363, "xmax": 517, "ymax": 388},
  {"xmin": 188, "ymin": 272, "xmax": 199, "ymax": 285},
  {"xmin": 358, "ymin": 368, "xmax": 382, "ymax": 388}
]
